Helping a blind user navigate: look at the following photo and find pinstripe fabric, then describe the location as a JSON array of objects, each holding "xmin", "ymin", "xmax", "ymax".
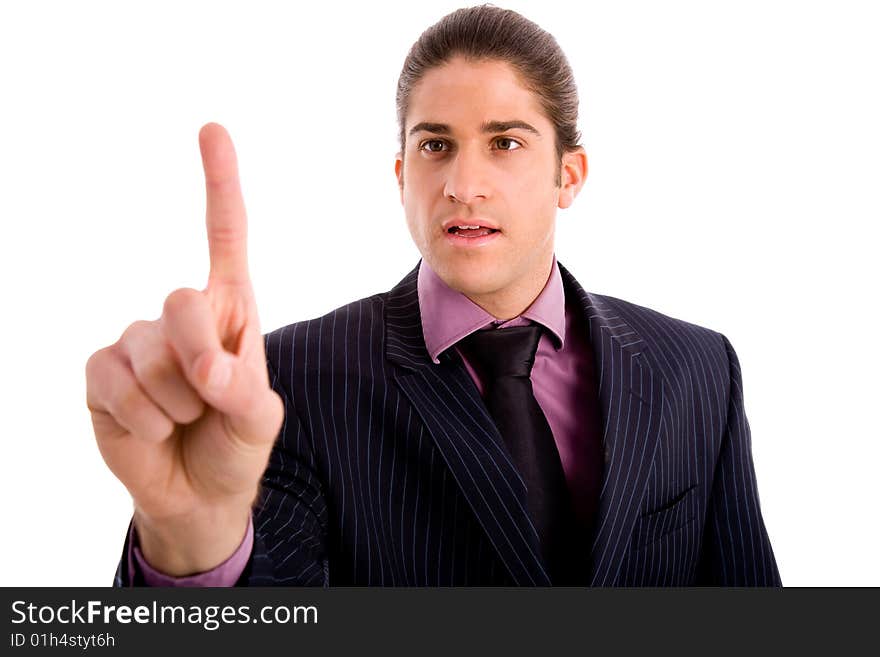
[{"xmin": 114, "ymin": 260, "xmax": 780, "ymax": 587}]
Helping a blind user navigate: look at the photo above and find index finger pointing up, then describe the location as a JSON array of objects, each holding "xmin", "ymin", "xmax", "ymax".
[{"xmin": 200, "ymin": 122, "xmax": 250, "ymax": 286}]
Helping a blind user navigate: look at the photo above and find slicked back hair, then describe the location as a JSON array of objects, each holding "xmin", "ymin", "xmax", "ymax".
[{"xmin": 396, "ymin": 4, "xmax": 582, "ymax": 185}]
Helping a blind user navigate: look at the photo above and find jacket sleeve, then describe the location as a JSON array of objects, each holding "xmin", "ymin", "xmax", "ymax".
[
  {"xmin": 236, "ymin": 355, "xmax": 329, "ymax": 586},
  {"xmin": 694, "ymin": 334, "xmax": 782, "ymax": 586},
  {"xmin": 113, "ymin": 357, "xmax": 329, "ymax": 587}
]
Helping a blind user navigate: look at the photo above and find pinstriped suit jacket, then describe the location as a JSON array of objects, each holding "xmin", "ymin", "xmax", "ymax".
[{"xmin": 115, "ymin": 260, "xmax": 781, "ymax": 586}]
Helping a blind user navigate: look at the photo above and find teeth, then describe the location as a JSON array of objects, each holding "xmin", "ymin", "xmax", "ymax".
[{"xmin": 456, "ymin": 225, "xmax": 481, "ymax": 229}]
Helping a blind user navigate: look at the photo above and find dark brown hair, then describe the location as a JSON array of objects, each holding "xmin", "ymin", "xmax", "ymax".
[{"xmin": 396, "ymin": 4, "xmax": 582, "ymax": 184}]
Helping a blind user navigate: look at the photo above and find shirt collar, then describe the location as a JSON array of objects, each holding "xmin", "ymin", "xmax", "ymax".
[{"xmin": 417, "ymin": 255, "xmax": 566, "ymax": 364}]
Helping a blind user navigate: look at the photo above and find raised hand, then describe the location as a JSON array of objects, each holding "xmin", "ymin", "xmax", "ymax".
[{"xmin": 86, "ymin": 123, "xmax": 283, "ymax": 576}]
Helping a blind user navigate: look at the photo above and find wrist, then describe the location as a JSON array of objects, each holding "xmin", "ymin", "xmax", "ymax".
[{"xmin": 133, "ymin": 500, "xmax": 252, "ymax": 577}]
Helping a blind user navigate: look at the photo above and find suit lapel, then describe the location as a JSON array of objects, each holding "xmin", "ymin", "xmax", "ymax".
[
  {"xmin": 385, "ymin": 263, "xmax": 550, "ymax": 586},
  {"xmin": 557, "ymin": 262, "xmax": 666, "ymax": 586}
]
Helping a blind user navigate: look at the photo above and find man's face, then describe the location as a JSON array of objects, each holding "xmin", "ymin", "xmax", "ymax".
[{"xmin": 395, "ymin": 57, "xmax": 584, "ymax": 315}]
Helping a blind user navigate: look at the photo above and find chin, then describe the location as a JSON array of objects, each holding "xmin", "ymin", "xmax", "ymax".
[{"xmin": 434, "ymin": 260, "xmax": 505, "ymax": 297}]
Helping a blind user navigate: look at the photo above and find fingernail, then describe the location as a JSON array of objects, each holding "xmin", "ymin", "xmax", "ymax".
[{"xmin": 207, "ymin": 353, "xmax": 232, "ymax": 390}]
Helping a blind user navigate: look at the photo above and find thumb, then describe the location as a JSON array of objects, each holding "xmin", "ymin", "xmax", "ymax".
[
  {"xmin": 191, "ymin": 324, "xmax": 283, "ymax": 447},
  {"xmin": 160, "ymin": 288, "xmax": 282, "ymax": 446}
]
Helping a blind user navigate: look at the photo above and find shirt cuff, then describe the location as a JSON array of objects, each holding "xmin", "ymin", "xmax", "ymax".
[{"xmin": 128, "ymin": 514, "xmax": 253, "ymax": 587}]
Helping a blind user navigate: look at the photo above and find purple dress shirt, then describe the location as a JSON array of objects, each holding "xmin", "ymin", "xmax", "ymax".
[{"xmin": 130, "ymin": 255, "xmax": 602, "ymax": 585}]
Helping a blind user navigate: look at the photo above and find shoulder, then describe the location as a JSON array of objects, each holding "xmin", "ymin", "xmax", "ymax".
[
  {"xmin": 262, "ymin": 291, "xmax": 389, "ymax": 376},
  {"xmin": 264, "ymin": 291, "xmax": 387, "ymax": 338},
  {"xmin": 594, "ymin": 292, "xmax": 725, "ymax": 350},
  {"xmin": 558, "ymin": 261, "xmax": 730, "ymax": 371},
  {"xmin": 588, "ymin": 291, "xmax": 736, "ymax": 390}
]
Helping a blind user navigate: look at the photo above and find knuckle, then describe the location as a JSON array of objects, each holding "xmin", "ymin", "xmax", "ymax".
[
  {"xmin": 206, "ymin": 219, "xmax": 245, "ymax": 246},
  {"xmin": 269, "ymin": 391, "xmax": 285, "ymax": 434},
  {"xmin": 141, "ymin": 415, "xmax": 175, "ymax": 444},
  {"xmin": 132, "ymin": 351, "xmax": 175, "ymax": 389},
  {"xmin": 175, "ymin": 399, "xmax": 205, "ymax": 425},
  {"xmin": 85, "ymin": 346, "xmax": 111, "ymax": 381},
  {"xmin": 85, "ymin": 346, "xmax": 121, "ymax": 410},
  {"xmin": 269, "ymin": 389, "xmax": 285, "ymax": 419},
  {"xmin": 249, "ymin": 389, "xmax": 285, "ymax": 442},
  {"xmin": 110, "ymin": 384, "xmax": 174, "ymax": 443},
  {"xmin": 112, "ymin": 382, "xmax": 143, "ymax": 419},
  {"xmin": 162, "ymin": 287, "xmax": 202, "ymax": 317},
  {"xmin": 120, "ymin": 320, "xmax": 152, "ymax": 345}
]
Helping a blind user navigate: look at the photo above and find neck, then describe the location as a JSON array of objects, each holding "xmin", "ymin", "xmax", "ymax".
[{"xmin": 465, "ymin": 257, "xmax": 554, "ymax": 321}]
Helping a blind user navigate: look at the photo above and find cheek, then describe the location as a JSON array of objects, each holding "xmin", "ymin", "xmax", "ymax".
[
  {"xmin": 404, "ymin": 165, "xmax": 443, "ymax": 216},
  {"xmin": 507, "ymin": 165, "xmax": 557, "ymax": 221},
  {"xmin": 402, "ymin": 179, "xmax": 432, "ymax": 242}
]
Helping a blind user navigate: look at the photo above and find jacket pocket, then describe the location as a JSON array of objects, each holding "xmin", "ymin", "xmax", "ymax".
[{"xmin": 629, "ymin": 484, "xmax": 699, "ymax": 550}]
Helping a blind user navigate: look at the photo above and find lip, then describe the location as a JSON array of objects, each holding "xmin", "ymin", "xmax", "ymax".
[
  {"xmin": 443, "ymin": 229, "xmax": 502, "ymax": 248},
  {"xmin": 441, "ymin": 218, "xmax": 501, "ymax": 232}
]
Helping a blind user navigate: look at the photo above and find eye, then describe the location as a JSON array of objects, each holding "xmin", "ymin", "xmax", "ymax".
[
  {"xmin": 419, "ymin": 139, "xmax": 449, "ymax": 153},
  {"xmin": 494, "ymin": 137, "xmax": 522, "ymax": 151}
]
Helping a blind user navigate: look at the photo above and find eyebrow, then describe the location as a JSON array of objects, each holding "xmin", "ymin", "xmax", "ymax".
[{"xmin": 408, "ymin": 120, "xmax": 541, "ymax": 137}]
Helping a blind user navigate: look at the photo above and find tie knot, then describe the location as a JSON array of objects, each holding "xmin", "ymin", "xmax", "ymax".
[{"xmin": 457, "ymin": 325, "xmax": 543, "ymax": 380}]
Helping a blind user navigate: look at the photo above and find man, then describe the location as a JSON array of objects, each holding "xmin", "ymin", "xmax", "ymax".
[{"xmin": 88, "ymin": 5, "xmax": 781, "ymax": 586}]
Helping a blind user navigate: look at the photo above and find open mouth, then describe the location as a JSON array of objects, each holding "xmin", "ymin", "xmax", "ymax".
[{"xmin": 447, "ymin": 225, "xmax": 500, "ymax": 237}]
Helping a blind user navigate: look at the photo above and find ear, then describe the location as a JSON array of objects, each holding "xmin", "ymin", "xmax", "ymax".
[
  {"xmin": 557, "ymin": 147, "xmax": 587, "ymax": 209},
  {"xmin": 394, "ymin": 152, "xmax": 404, "ymax": 204}
]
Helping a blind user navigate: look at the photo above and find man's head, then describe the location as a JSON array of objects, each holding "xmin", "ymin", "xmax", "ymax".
[{"xmin": 394, "ymin": 5, "xmax": 587, "ymax": 319}]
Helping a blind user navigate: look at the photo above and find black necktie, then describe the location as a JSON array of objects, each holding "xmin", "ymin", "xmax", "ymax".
[{"xmin": 457, "ymin": 325, "xmax": 581, "ymax": 584}]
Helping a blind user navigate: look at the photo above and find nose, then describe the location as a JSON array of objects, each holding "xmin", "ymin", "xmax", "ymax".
[{"xmin": 443, "ymin": 146, "xmax": 489, "ymax": 204}]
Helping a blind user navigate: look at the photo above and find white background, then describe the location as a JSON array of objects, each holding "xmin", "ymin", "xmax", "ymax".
[{"xmin": 1, "ymin": 0, "xmax": 877, "ymax": 586}]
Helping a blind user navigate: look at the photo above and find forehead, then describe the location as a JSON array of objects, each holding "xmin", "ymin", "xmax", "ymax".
[{"xmin": 406, "ymin": 57, "xmax": 548, "ymax": 131}]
